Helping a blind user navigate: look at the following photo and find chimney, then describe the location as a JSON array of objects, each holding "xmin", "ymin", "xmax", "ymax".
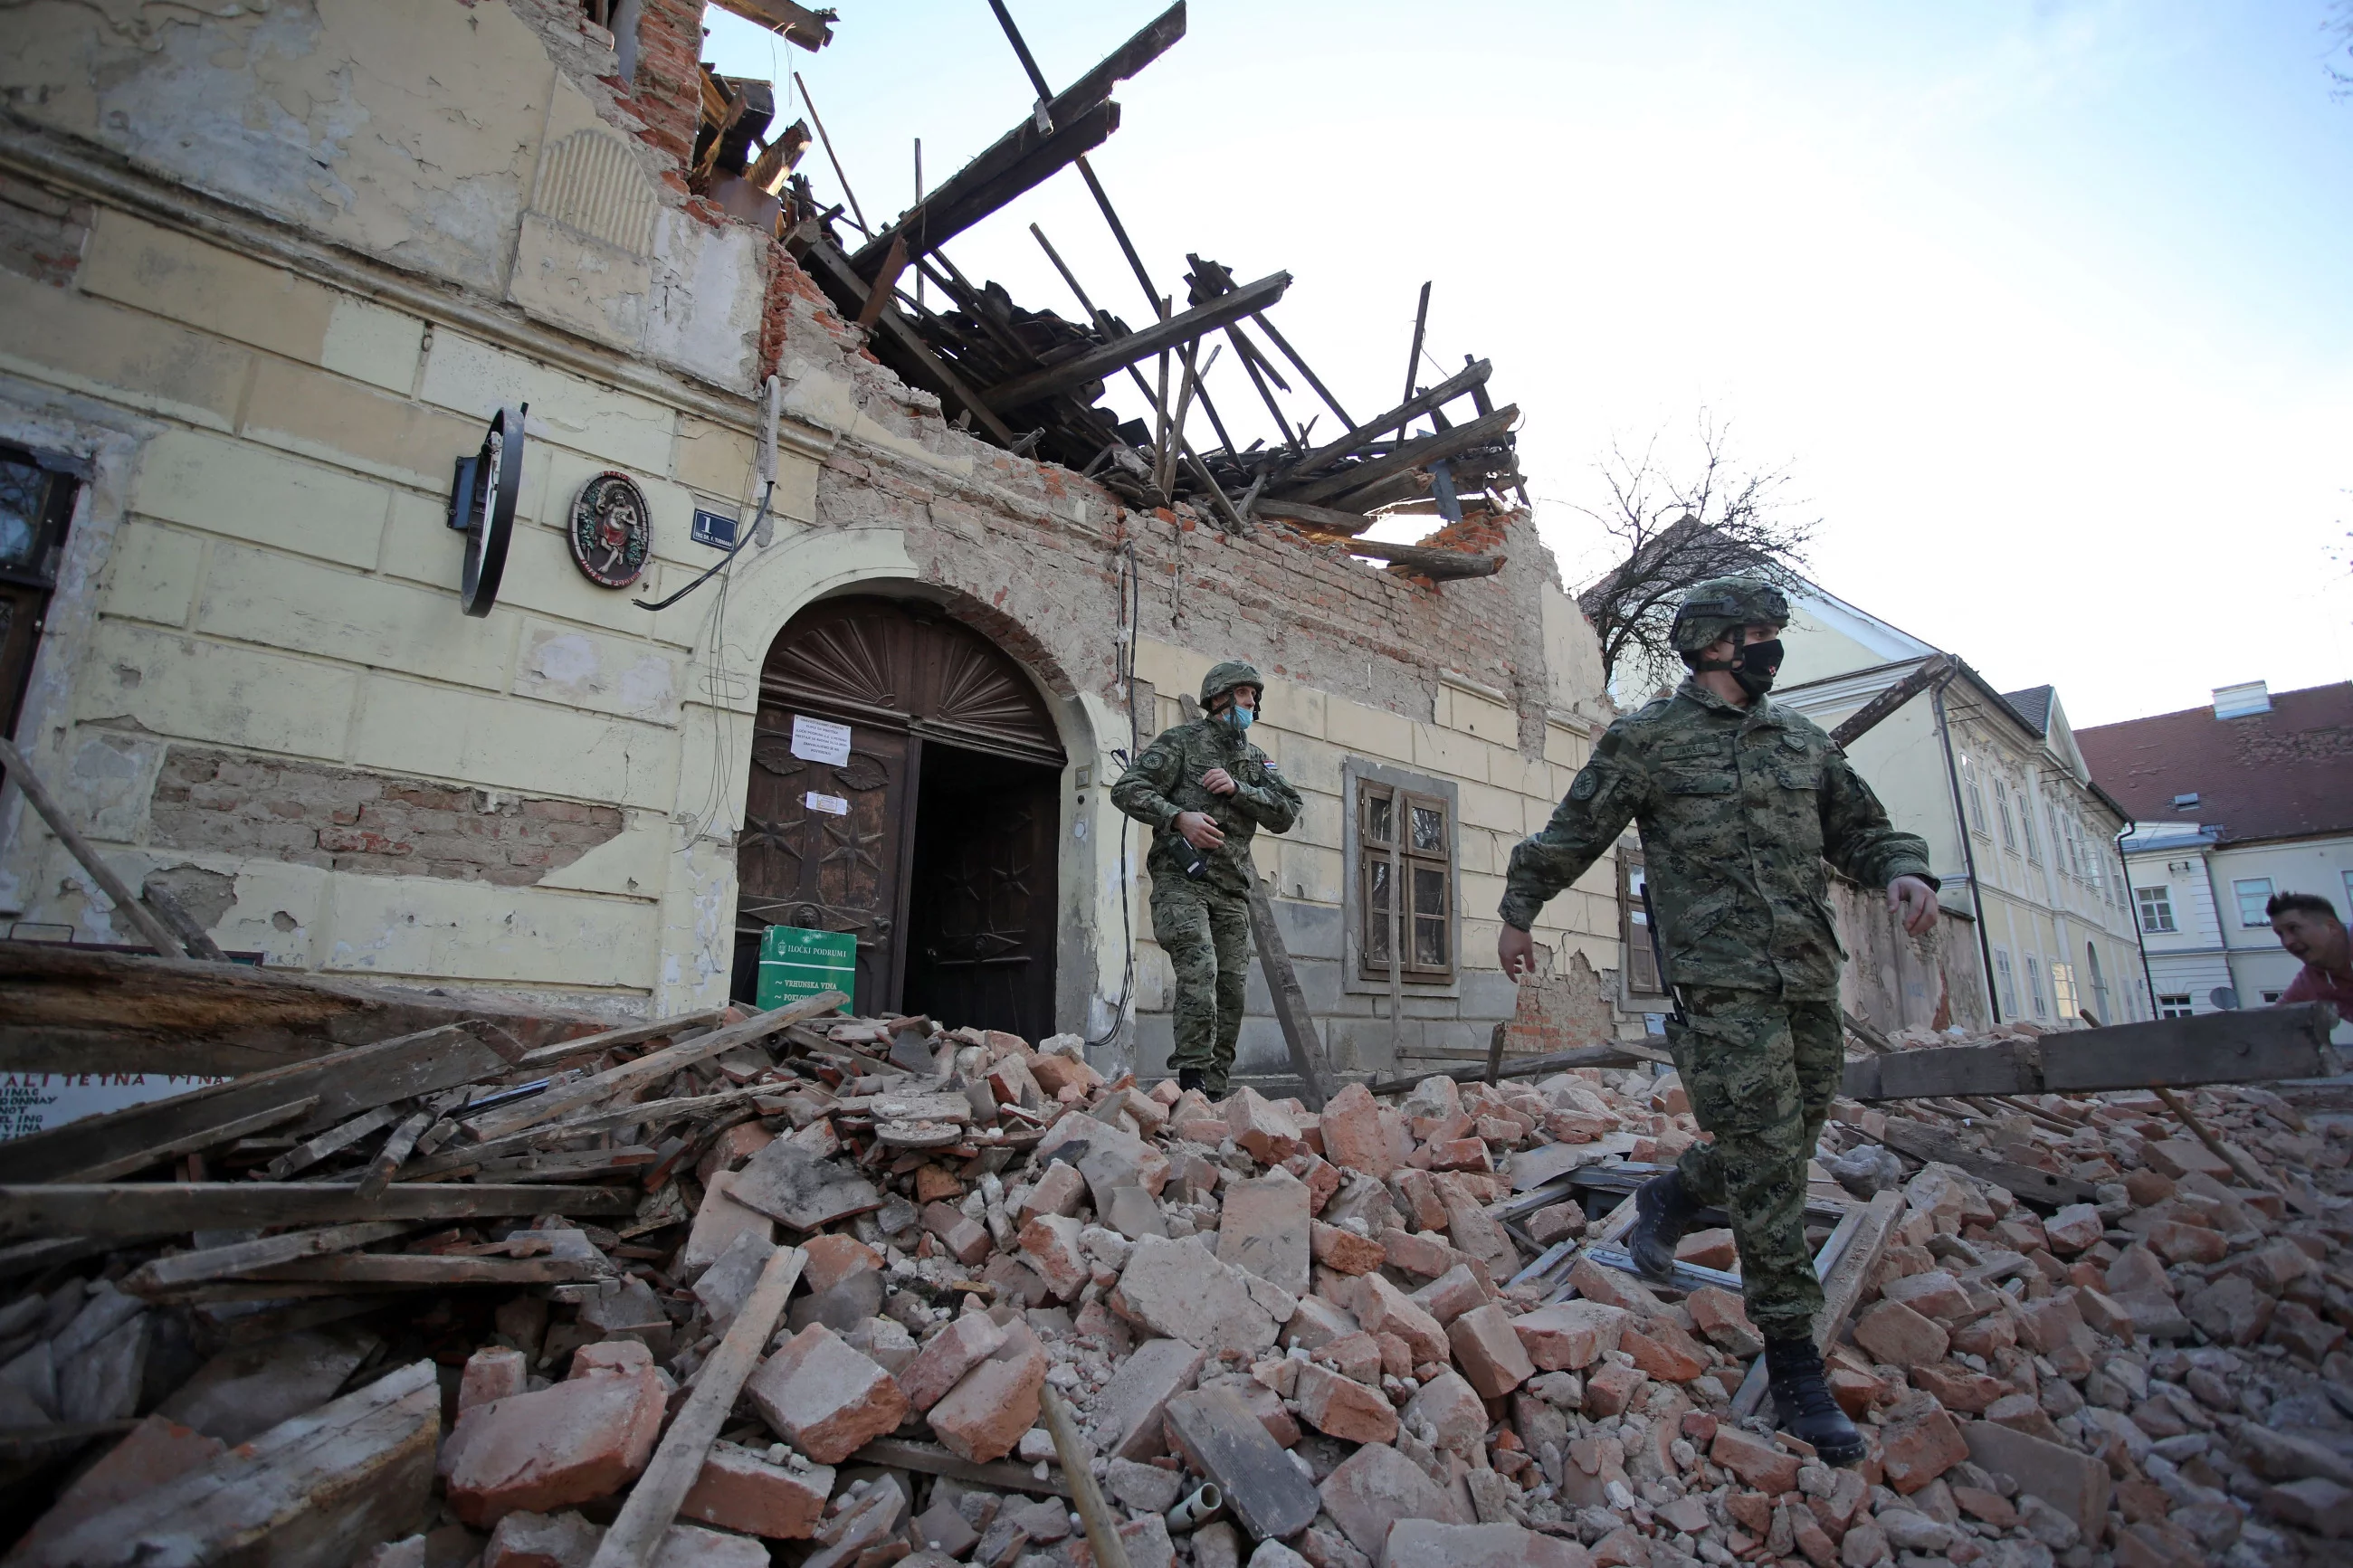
[{"xmin": 2212, "ymin": 680, "xmax": 2270, "ymax": 720}]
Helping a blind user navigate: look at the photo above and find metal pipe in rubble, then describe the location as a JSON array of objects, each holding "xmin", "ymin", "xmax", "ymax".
[{"xmin": 1165, "ymin": 1483, "xmax": 1224, "ymax": 1533}]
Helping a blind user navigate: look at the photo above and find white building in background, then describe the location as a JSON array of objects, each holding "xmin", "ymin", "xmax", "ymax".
[
  {"xmin": 2080, "ymin": 681, "xmax": 2353, "ymax": 1028},
  {"xmin": 1767, "ymin": 581, "xmax": 2148, "ymax": 1033}
]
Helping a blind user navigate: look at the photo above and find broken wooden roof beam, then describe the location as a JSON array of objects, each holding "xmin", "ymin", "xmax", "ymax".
[
  {"xmin": 1283, "ymin": 403, "xmax": 1519, "ymax": 508},
  {"xmin": 982, "ymin": 271, "xmax": 1291, "ymax": 410},
  {"xmin": 848, "ymin": 1, "xmax": 1185, "ymax": 280},
  {"xmin": 710, "ymin": 0, "xmax": 837, "ymax": 51},
  {"xmin": 1273, "ymin": 357, "xmax": 1491, "ymax": 485}
]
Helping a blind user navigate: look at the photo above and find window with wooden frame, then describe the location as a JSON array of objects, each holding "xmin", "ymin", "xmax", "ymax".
[
  {"xmin": 1619, "ymin": 851, "xmax": 1664, "ymax": 997},
  {"xmin": 1358, "ymin": 779, "xmax": 1453, "ymax": 983}
]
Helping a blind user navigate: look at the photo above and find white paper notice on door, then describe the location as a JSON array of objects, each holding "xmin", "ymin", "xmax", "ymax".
[
  {"xmin": 790, "ymin": 715, "xmax": 853, "ymax": 766},
  {"xmin": 805, "ymin": 791, "xmax": 850, "ymax": 816}
]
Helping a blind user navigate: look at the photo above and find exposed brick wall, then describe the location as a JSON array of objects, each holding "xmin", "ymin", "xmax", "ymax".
[
  {"xmin": 150, "ymin": 749, "xmax": 624, "ymax": 887},
  {"xmin": 625, "ymin": 0, "xmax": 707, "ymax": 184},
  {"xmin": 0, "ymin": 172, "xmax": 89, "ymax": 288}
]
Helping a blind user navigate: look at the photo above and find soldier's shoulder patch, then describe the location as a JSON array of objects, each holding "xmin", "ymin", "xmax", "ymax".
[
  {"xmin": 1569, "ymin": 768, "xmax": 1602, "ymax": 801},
  {"xmin": 1631, "ymin": 698, "xmax": 1673, "ymax": 722}
]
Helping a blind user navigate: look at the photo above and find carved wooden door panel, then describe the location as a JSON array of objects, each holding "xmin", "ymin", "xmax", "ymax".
[
  {"xmin": 744, "ymin": 594, "xmax": 1066, "ymax": 1018},
  {"xmin": 737, "ymin": 717, "xmax": 912, "ymax": 1014},
  {"xmin": 904, "ymin": 766, "xmax": 1058, "ymax": 1040}
]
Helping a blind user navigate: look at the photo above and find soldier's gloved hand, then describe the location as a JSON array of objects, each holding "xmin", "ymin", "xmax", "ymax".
[
  {"xmin": 1199, "ymin": 767, "xmax": 1239, "ymax": 796},
  {"xmin": 1889, "ymin": 876, "xmax": 1939, "ymax": 936},
  {"xmin": 1498, "ymin": 925, "xmax": 1538, "ymax": 980},
  {"xmin": 1175, "ymin": 811, "xmax": 1226, "ymax": 851}
]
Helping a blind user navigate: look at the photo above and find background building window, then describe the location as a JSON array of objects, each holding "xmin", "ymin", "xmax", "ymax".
[
  {"xmin": 1620, "ymin": 853, "xmax": 1663, "ymax": 997},
  {"xmin": 2019, "ymin": 796, "xmax": 2039, "ymax": 862},
  {"xmin": 1959, "ymin": 755, "xmax": 1986, "ymax": 835},
  {"xmin": 2233, "ymin": 877, "xmax": 2274, "ymax": 928},
  {"xmin": 2051, "ymin": 960, "xmax": 2079, "ymax": 1022},
  {"xmin": 2024, "ymin": 955, "xmax": 2046, "ymax": 1019},
  {"xmin": 2136, "ymin": 885, "xmax": 2176, "ymax": 935},
  {"xmin": 1993, "ymin": 948, "xmax": 2016, "ymax": 1018},
  {"xmin": 2085, "ymin": 943, "xmax": 2110, "ymax": 1025},
  {"xmin": 2261, "ymin": 990, "xmax": 2284, "ymax": 1004},
  {"xmin": 2158, "ymin": 993, "xmax": 2193, "ymax": 1019},
  {"xmin": 1358, "ymin": 777, "xmax": 1453, "ymax": 983},
  {"xmin": 1995, "ymin": 780, "xmax": 2017, "ymax": 851},
  {"xmin": 2342, "ymin": 871, "xmax": 2352, "ymax": 921}
]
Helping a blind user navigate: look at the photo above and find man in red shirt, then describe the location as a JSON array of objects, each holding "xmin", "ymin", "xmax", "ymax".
[{"xmin": 2270, "ymin": 891, "xmax": 2353, "ymax": 1012}]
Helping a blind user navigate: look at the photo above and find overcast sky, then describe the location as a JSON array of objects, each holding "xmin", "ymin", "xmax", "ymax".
[{"xmin": 706, "ymin": 1, "xmax": 2353, "ymax": 727}]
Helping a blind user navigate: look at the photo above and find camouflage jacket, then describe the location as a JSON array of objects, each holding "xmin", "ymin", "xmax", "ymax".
[
  {"xmin": 1500, "ymin": 678, "xmax": 1935, "ymax": 998},
  {"xmin": 1110, "ymin": 717, "xmax": 1301, "ymax": 896}
]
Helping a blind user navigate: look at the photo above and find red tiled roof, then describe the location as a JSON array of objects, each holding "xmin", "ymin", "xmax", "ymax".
[{"xmin": 2075, "ymin": 682, "xmax": 2353, "ymax": 845}]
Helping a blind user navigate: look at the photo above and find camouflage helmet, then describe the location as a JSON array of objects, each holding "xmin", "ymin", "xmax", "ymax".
[
  {"xmin": 1670, "ymin": 577, "xmax": 1790, "ymax": 652},
  {"xmin": 1200, "ymin": 660, "xmax": 1264, "ymax": 713}
]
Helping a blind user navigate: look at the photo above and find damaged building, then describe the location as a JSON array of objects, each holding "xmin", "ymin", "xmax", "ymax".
[{"xmin": 0, "ymin": 0, "xmax": 1625, "ymax": 1083}]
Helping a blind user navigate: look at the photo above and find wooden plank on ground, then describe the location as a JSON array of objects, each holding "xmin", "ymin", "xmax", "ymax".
[
  {"xmin": 1244, "ymin": 875, "xmax": 1334, "ymax": 1111},
  {"xmin": 1729, "ymin": 1191, "xmax": 1897, "ymax": 1421},
  {"xmin": 0, "ymin": 1183, "xmax": 636, "ymax": 1240},
  {"xmin": 513, "ymin": 1010, "xmax": 727, "ymax": 1069},
  {"xmin": 588, "ymin": 1245, "xmax": 808, "ymax": 1567},
  {"xmin": 1879, "ymin": 1117, "xmax": 2101, "ymax": 1209},
  {"xmin": 1361, "ymin": 1043, "xmax": 1645, "ymax": 1096},
  {"xmin": 1841, "ymin": 1005, "xmax": 2335, "ymax": 1102},
  {"xmin": 235, "ymin": 1252, "xmax": 610, "ymax": 1288},
  {"xmin": 0, "ymin": 1020, "xmax": 521, "ymax": 1184}
]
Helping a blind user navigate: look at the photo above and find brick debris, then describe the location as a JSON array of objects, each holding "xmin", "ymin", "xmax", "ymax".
[{"xmin": 0, "ymin": 1002, "xmax": 2347, "ymax": 1566}]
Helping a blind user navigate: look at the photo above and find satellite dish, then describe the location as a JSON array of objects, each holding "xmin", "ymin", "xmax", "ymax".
[
  {"xmin": 446, "ymin": 404, "xmax": 526, "ymax": 618},
  {"xmin": 2208, "ymin": 986, "xmax": 2239, "ymax": 1012}
]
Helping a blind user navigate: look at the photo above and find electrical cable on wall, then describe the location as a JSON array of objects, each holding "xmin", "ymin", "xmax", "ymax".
[{"xmin": 1085, "ymin": 541, "xmax": 1143, "ymax": 1053}]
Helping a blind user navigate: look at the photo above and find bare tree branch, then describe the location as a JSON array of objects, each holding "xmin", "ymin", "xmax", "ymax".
[{"xmin": 1573, "ymin": 414, "xmax": 1817, "ymax": 687}]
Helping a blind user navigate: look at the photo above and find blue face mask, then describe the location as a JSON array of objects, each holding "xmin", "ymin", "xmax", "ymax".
[{"xmin": 1224, "ymin": 703, "xmax": 1253, "ymax": 731}]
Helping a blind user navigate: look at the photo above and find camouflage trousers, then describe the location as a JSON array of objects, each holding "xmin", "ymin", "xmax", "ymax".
[
  {"xmin": 1149, "ymin": 875, "xmax": 1250, "ymax": 1092},
  {"xmin": 1663, "ymin": 986, "xmax": 1845, "ymax": 1342}
]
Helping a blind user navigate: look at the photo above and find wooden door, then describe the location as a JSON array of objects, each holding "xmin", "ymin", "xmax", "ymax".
[
  {"xmin": 736, "ymin": 719, "xmax": 914, "ymax": 1013},
  {"xmin": 903, "ymin": 749, "xmax": 1059, "ymax": 1040},
  {"xmin": 740, "ymin": 595, "xmax": 1064, "ymax": 1015}
]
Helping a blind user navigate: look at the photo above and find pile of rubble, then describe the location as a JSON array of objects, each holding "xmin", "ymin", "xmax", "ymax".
[{"xmin": 0, "ymin": 996, "xmax": 2348, "ymax": 1568}]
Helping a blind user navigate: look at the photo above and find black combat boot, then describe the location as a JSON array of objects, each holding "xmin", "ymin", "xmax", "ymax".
[
  {"xmin": 1764, "ymin": 1335, "xmax": 1865, "ymax": 1465},
  {"xmin": 1177, "ymin": 1068, "xmax": 1206, "ymax": 1096},
  {"xmin": 1627, "ymin": 1169, "xmax": 1699, "ymax": 1281}
]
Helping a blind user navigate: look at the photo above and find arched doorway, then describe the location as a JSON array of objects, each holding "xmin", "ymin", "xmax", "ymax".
[{"xmin": 736, "ymin": 594, "xmax": 1066, "ymax": 1038}]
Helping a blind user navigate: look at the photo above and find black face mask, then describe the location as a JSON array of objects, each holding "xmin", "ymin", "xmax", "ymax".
[{"xmin": 1731, "ymin": 638, "xmax": 1784, "ymax": 699}]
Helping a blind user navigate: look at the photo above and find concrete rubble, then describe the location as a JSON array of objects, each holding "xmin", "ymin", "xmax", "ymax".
[{"xmin": 2, "ymin": 1005, "xmax": 2348, "ymax": 1567}]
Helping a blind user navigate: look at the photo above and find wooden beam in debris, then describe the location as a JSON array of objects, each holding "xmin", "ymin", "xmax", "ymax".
[
  {"xmin": 983, "ymin": 272, "xmax": 1291, "ymax": 410},
  {"xmin": 1839, "ymin": 1003, "xmax": 2335, "ymax": 1102},
  {"xmin": 1359, "ymin": 1043, "xmax": 1649, "ymax": 1097},
  {"xmin": 0, "ymin": 1182, "xmax": 637, "ymax": 1240},
  {"xmin": 14, "ymin": 1360, "xmax": 442, "ymax": 1568},
  {"xmin": 0, "ymin": 737, "xmax": 190, "ymax": 959},
  {"xmin": 588, "ymin": 1247, "xmax": 808, "ymax": 1568},
  {"xmin": 514, "ymin": 1010, "xmax": 728, "ymax": 1069},
  {"xmin": 708, "ymin": 0, "xmax": 836, "ymax": 50},
  {"xmin": 0, "ymin": 942, "xmax": 594, "ymax": 1076},
  {"xmin": 1878, "ymin": 1117, "xmax": 2102, "ymax": 1209},
  {"xmin": 1276, "ymin": 359, "xmax": 1491, "ymax": 486},
  {"xmin": 1287, "ymin": 405, "xmax": 1519, "ymax": 508},
  {"xmin": 1826, "ymin": 654, "xmax": 1958, "ymax": 749},
  {"xmin": 0, "ymin": 1019, "xmax": 520, "ymax": 1184},
  {"xmin": 122, "ymin": 1220, "xmax": 425, "ymax": 1297},
  {"xmin": 1335, "ymin": 538, "xmax": 1504, "ymax": 581}
]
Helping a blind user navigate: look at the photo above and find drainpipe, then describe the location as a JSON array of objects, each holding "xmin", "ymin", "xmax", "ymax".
[
  {"xmin": 2197, "ymin": 840, "xmax": 2236, "ymax": 1011},
  {"xmin": 1932, "ymin": 685, "xmax": 2002, "ymax": 1024},
  {"xmin": 2119, "ymin": 822, "xmax": 2158, "ymax": 1022}
]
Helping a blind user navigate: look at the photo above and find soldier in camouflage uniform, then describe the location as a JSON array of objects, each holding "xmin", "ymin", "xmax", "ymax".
[
  {"xmin": 1496, "ymin": 579, "xmax": 1940, "ymax": 1463},
  {"xmin": 1110, "ymin": 661, "xmax": 1303, "ymax": 1097}
]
